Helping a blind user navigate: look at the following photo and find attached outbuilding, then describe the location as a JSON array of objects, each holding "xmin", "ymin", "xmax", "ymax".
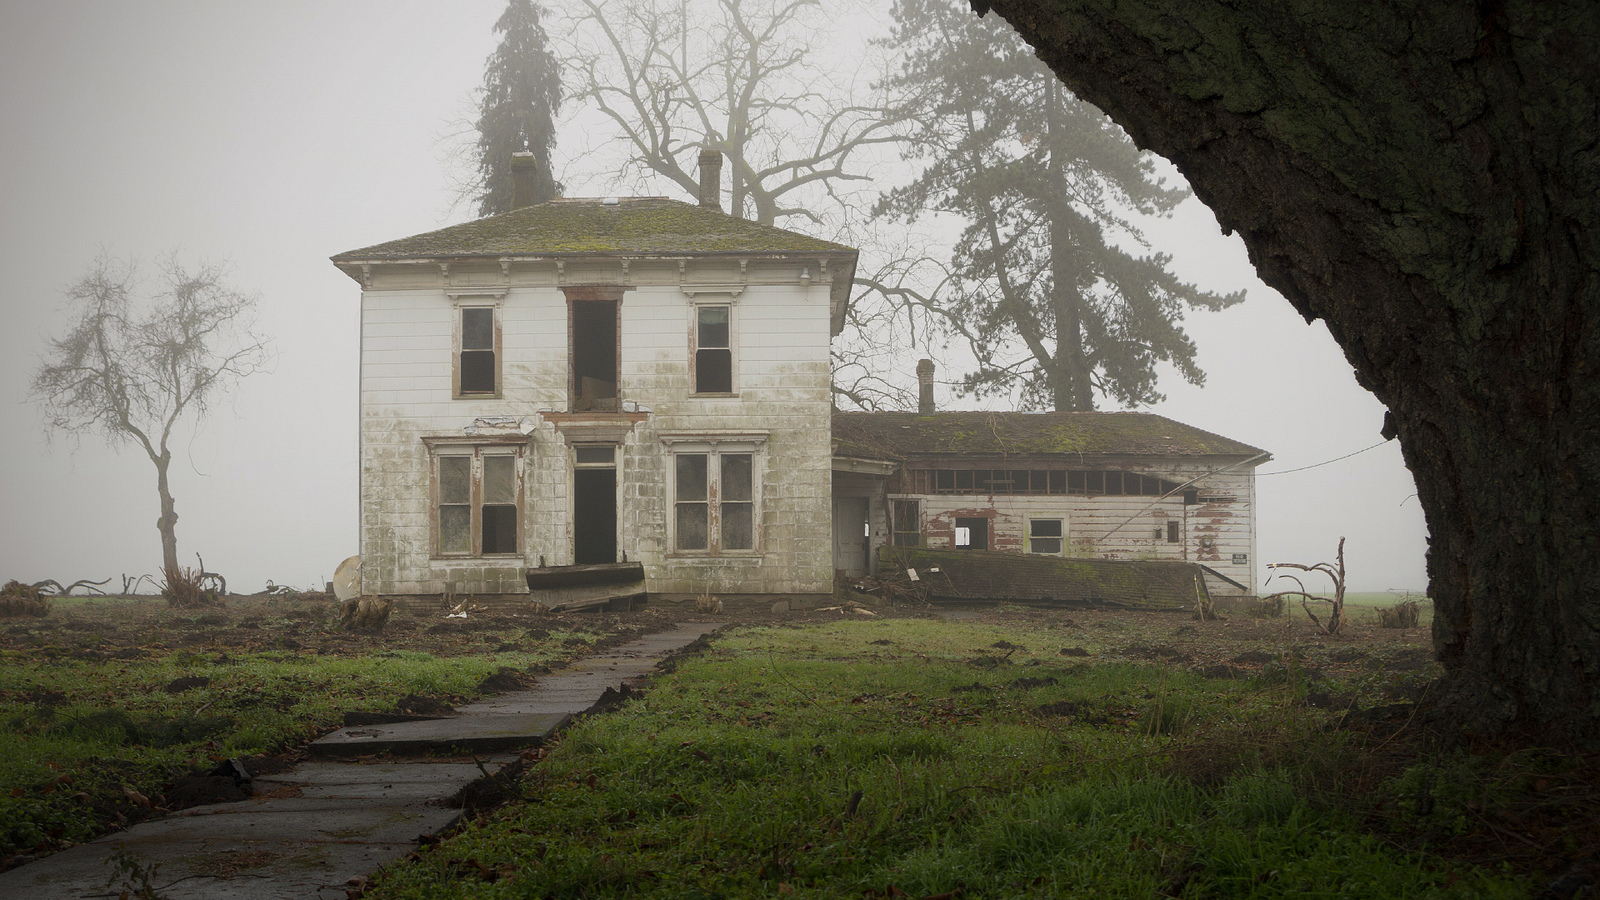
[{"xmin": 831, "ymin": 407, "xmax": 1269, "ymax": 598}]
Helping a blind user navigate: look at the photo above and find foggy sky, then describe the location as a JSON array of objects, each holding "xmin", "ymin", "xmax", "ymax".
[{"xmin": 0, "ymin": 1, "xmax": 1426, "ymax": 594}]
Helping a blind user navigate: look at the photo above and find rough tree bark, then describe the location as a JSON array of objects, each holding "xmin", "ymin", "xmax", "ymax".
[{"xmin": 981, "ymin": 0, "xmax": 1599, "ymax": 738}]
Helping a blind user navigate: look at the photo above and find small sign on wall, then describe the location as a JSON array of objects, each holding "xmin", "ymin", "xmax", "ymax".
[{"xmin": 1232, "ymin": 553, "xmax": 1248, "ymax": 565}]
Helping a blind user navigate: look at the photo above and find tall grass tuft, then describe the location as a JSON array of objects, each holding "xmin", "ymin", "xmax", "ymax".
[
  {"xmin": 160, "ymin": 566, "xmax": 221, "ymax": 608},
  {"xmin": 0, "ymin": 580, "xmax": 49, "ymax": 617},
  {"xmin": 1378, "ymin": 599, "xmax": 1421, "ymax": 628}
]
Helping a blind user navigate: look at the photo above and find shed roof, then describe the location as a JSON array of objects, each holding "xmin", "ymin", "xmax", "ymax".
[
  {"xmin": 331, "ymin": 197, "xmax": 853, "ymax": 261},
  {"xmin": 832, "ymin": 411, "xmax": 1267, "ymax": 461},
  {"xmin": 882, "ymin": 547, "xmax": 1206, "ymax": 609}
]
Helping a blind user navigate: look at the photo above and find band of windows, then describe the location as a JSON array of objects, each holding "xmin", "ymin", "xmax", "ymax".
[{"xmin": 903, "ymin": 469, "xmax": 1184, "ymax": 497}]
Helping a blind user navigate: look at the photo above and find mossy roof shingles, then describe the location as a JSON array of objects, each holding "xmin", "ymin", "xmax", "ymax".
[
  {"xmin": 332, "ymin": 197, "xmax": 853, "ymax": 260},
  {"xmin": 833, "ymin": 411, "xmax": 1267, "ymax": 460}
]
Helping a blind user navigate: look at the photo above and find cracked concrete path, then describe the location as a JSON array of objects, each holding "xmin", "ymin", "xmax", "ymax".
[{"xmin": 0, "ymin": 621, "xmax": 722, "ymax": 900}]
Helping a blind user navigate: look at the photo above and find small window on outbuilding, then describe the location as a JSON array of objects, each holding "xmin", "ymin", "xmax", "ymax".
[
  {"xmin": 1166, "ymin": 520, "xmax": 1181, "ymax": 543},
  {"xmin": 892, "ymin": 500, "xmax": 921, "ymax": 547},
  {"xmin": 954, "ymin": 517, "xmax": 987, "ymax": 550},
  {"xmin": 1029, "ymin": 519, "xmax": 1063, "ymax": 555}
]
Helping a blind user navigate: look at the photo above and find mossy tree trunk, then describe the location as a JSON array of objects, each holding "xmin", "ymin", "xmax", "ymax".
[{"xmin": 983, "ymin": 0, "xmax": 1599, "ymax": 738}]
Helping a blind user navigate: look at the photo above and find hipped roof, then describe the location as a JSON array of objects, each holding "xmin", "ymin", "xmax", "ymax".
[
  {"xmin": 833, "ymin": 411, "xmax": 1267, "ymax": 461},
  {"xmin": 331, "ymin": 197, "xmax": 854, "ymax": 260}
]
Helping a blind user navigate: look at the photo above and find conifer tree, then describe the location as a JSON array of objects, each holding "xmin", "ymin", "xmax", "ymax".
[
  {"xmin": 475, "ymin": 0, "xmax": 562, "ymax": 215},
  {"xmin": 876, "ymin": 0, "xmax": 1241, "ymax": 411}
]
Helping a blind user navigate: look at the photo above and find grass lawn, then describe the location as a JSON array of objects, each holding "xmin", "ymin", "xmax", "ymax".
[
  {"xmin": 363, "ymin": 614, "xmax": 1556, "ymax": 900},
  {"xmin": 0, "ymin": 592, "xmax": 652, "ymax": 862}
]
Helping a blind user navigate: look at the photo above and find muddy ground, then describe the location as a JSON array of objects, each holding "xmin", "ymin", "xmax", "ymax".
[{"xmin": 1, "ymin": 592, "xmax": 1436, "ymax": 686}]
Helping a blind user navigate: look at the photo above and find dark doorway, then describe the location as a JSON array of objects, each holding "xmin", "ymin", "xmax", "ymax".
[
  {"xmin": 572, "ymin": 300, "xmax": 618, "ymax": 410},
  {"xmin": 954, "ymin": 516, "xmax": 988, "ymax": 550},
  {"xmin": 574, "ymin": 468, "xmax": 617, "ymax": 564}
]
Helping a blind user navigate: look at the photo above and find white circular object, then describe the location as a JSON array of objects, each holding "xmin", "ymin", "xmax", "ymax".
[{"xmin": 332, "ymin": 555, "xmax": 361, "ymax": 601}]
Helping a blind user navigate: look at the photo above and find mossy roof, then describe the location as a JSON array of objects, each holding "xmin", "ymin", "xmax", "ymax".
[
  {"xmin": 833, "ymin": 411, "xmax": 1267, "ymax": 461},
  {"xmin": 882, "ymin": 547, "xmax": 1203, "ymax": 609},
  {"xmin": 331, "ymin": 197, "xmax": 854, "ymax": 260}
]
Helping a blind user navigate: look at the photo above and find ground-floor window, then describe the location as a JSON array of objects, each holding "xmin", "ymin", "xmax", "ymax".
[
  {"xmin": 892, "ymin": 499, "xmax": 921, "ymax": 547},
  {"xmin": 1029, "ymin": 518, "xmax": 1063, "ymax": 554},
  {"xmin": 427, "ymin": 439, "xmax": 525, "ymax": 558},
  {"xmin": 674, "ymin": 450, "xmax": 756, "ymax": 553}
]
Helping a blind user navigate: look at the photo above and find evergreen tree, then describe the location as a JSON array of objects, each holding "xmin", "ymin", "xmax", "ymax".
[
  {"xmin": 876, "ymin": 0, "xmax": 1241, "ymax": 411},
  {"xmin": 476, "ymin": 0, "xmax": 562, "ymax": 216}
]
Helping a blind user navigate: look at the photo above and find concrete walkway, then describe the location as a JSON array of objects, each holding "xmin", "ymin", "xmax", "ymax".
[{"xmin": 0, "ymin": 621, "xmax": 722, "ymax": 900}]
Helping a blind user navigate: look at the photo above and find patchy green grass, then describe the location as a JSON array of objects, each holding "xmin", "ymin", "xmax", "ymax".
[
  {"xmin": 365, "ymin": 619, "xmax": 1529, "ymax": 900},
  {"xmin": 0, "ymin": 596, "xmax": 612, "ymax": 860}
]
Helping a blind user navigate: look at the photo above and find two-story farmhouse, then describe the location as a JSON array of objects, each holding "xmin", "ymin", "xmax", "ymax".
[
  {"xmin": 831, "ymin": 369, "xmax": 1270, "ymax": 597},
  {"xmin": 332, "ymin": 153, "xmax": 856, "ymax": 603}
]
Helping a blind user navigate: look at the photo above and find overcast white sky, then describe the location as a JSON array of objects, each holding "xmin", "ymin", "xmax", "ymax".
[{"xmin": 0, "ymin": 1, "xmax": 1427, "ymax": 594}]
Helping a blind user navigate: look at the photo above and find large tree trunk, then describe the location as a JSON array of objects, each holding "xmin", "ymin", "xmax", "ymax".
[
  {"xmin": 1046, "ymin": 78, "xmax": 1095, "ymax": 412},
  {"xmin": 154, "ymin": 453, "xmax": 180, "ymax": 575},
  {"xmin": 983, "ymin": 0, "xmax": 1600, "ymax": 738}
]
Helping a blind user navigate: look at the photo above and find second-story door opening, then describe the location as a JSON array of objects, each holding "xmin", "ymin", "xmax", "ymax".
[{"xmin": 571, "ymin": 297, "xmax": 619, "ymax": 411}]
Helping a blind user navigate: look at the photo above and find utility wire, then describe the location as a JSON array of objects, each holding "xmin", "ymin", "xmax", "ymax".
[{"xmin": 1256, "ymin": 439, "xmax": 1390, "ymax": 476}]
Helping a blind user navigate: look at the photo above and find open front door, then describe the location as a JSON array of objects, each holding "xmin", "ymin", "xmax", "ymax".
[{"xmin": 574, "ymin": 466, "xmax": 617, "ymax": 565}]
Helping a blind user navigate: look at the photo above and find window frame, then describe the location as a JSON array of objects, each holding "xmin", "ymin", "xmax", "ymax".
[
  {"xmin": 424, "ymin": 436, "xmax": 526, "ymax": 559},
  {"xmin": 891, "ymin": 498, "xmax": 922, "ymax": 548},
  {"xmin": 688, "ymin": 298, "xmax": 738, "ymax": 397},
  {"xmin": 1028, "ymin": 518, "xmax": 1065, "ymax": 555},
  {"xmin": 452, "ymin": 297, "xmax": 503, "ymax": 399},
  {"xmin": 661, "ymin": 434, "xmax": 765, "ymax": 556}
]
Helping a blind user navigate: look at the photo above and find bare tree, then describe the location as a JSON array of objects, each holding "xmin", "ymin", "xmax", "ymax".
[
  {"xmin": 31, "ymin": 254, "xmax": 272, "ymax": 575},
  {"xmin": 567, "ymin": 0, "xmax": 906, "ymax": 227}
]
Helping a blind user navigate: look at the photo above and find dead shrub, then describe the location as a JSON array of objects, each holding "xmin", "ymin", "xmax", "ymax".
[
  {"xmin": 161, "ymin": 566, "xmax": 224, "ymax": 609},
  {"xmin": 1247, "ymin": 594, "xmax": 1286, "ymax": 618},
  {"xmin": 339, "ymin": 595, "xmax": 393, "ymax": 631},
  {"xmin": 0, "ymin": 580, "xmax": 50, "ymax": 617},
  {"xmin": 1377, "ymin": 599, "xmax": 1421, "ymax": 629}
]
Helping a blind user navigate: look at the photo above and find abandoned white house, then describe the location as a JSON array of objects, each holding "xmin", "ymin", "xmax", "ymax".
[
  {"xmin": 332, "ymin": 152, "xmax": 857, "ymax": 602},
  {"xmin": 830, "ymin": 392, "xmax": 1269, "ymax": 596}
]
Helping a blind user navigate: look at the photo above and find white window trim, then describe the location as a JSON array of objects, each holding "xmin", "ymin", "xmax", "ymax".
[
  {"xmin": 661, "ymin": 433, "xmax": 766, "ymax": 556},
  {"xmin": 687, "ymin": 294, "xmax": 739, "ymax": 397},
  {"xmin": 1027, "ymin": 517, "xmax": 1066, "ymax": 556},
  {"xmin": 889, "ymin": 496, "xmax": 922, "ymax": 548},
  {"xmin": 423, "ymin": 436, "xmax": 527, "ymax": 559},
  {"xmin": 452, "ymin": 294, "xmax": 504, "ymax": 400}
]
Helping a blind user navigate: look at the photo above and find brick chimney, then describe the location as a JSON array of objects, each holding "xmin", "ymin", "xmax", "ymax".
[
  {"xmin": 917, "ymin": 359, "xmax": 936, "ymax": 414},
  {"xmin": 510, "ymin": 151, "xmax": 538, "ymax": 209},
  {"xmin": 698, "ymin": 150, "xmax": 723, "ymax": 211}
]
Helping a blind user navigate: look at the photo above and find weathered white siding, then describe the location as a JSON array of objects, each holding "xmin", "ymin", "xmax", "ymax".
[
  {"xmin": 889, "ymin": 461, "xmax": 1258, "ymax": 593},
  {"xmin": 358, "ymin": 257, "xmax": 836, "ymax": 598}
]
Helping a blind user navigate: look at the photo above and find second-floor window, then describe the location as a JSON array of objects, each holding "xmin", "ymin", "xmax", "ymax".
[
  {"xmin": 457, "ymin": 306, "xmax": 498, "ymax": 397},
  {"xmin": 693, "ymin": 304, "xmax": 733, "ymax": 393}
]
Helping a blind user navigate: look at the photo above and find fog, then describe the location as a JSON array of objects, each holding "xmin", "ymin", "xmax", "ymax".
[{"xmin": 0, "ymin": 1, "xmax": 1426, "ymax": 594}]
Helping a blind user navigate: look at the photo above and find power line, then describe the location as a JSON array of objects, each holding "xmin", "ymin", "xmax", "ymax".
[{"xmin": 1256, "ymin": 439, "xmax": 1391, "ymax": 476}]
